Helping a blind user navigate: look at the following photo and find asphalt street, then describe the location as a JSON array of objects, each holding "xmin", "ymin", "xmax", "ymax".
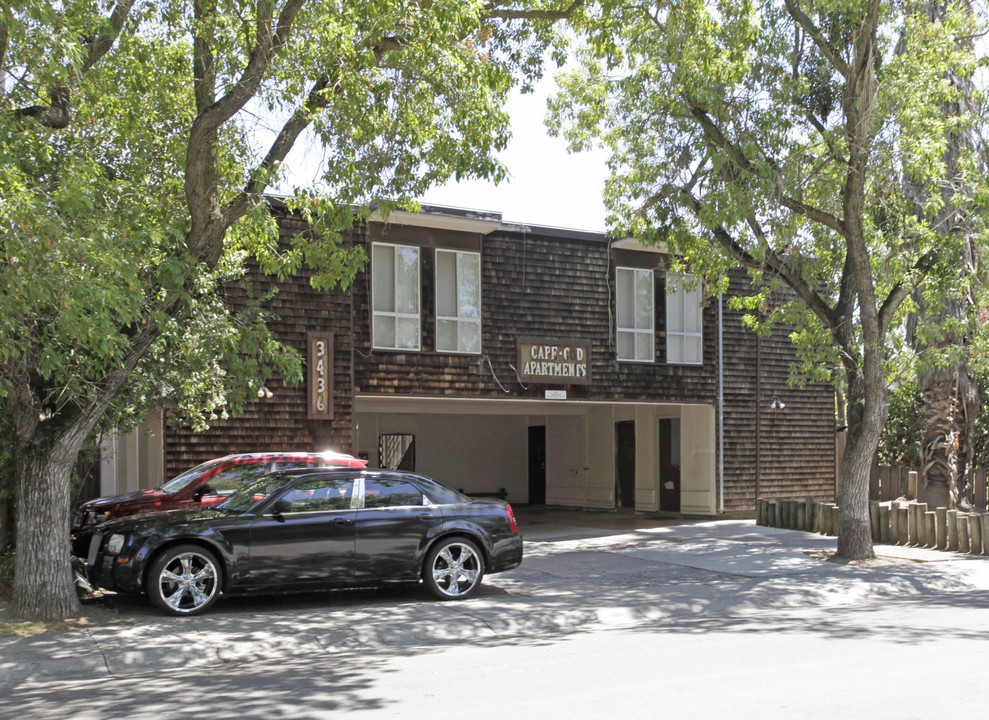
[{"xmin": 2, "ymin": 509, "xmax": 989, "ymax": 718}]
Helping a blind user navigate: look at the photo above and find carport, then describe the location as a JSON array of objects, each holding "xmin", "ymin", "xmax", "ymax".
[{"xmin": 354, "ymin": 395, "xmax": 717, "ymax": 515}]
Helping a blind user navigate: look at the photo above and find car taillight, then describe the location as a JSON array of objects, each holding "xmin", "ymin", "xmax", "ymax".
[{"xmin": 505, "ymin": 503, "xmax": 518, "ymax": 533}]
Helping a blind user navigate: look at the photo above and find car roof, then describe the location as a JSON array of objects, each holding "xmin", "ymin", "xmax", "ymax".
[{"xmin": 211, "ymin": 451, "xmax": 366, "ymax": 466}]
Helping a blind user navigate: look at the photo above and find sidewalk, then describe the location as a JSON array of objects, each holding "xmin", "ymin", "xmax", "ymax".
[{"xmin": 3, "ymin": 513, "xmax": 988, "ymax": 687}]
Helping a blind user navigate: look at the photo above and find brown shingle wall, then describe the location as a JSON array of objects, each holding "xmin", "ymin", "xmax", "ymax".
[
  {"xmin": 719, "ymin": 272, "xmax": 836, "ymax": 513},
  {"xmin": 164, "ymin": 213, "xmax": 835, "ymax": 511},
  {"xmin": 163, "ymin": 216, "xmax": 357, "ymax": 478}
]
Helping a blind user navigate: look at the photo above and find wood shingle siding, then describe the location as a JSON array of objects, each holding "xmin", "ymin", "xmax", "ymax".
[
  {"xmin": 164, "ymin": 215, "xmax": 357, "ymax": 478},
  {"xmin": 162, "ymin": 206, "xmax": 836, "ymax": 514}
]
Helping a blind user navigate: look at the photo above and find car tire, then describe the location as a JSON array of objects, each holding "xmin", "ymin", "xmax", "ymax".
[
  {"xmin": 146, "ymin": 544, "xmax": 222, "ymax": 616},
  {"xmin": 423, "ymin": 536, "xmax": 485, "ymax": 600}
]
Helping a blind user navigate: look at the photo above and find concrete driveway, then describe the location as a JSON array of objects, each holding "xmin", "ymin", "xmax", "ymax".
[{"xmin": 2, "ymin": 508, "xmax": 987, "ymax": 688}]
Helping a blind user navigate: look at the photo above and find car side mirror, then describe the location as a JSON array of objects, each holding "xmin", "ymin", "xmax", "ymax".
[
  {"xmin": 273, "ymin": 499, "xmax": 293, "ymax": 515},
  {"xmin": 194, "ymin": 484, "xmax": 214, "ymax": 501}
]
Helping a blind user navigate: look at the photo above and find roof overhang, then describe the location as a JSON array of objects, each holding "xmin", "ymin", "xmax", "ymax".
[
  {"xmin": 611, "ymin": 237, "xmax": 668, "ymax": 253},
  {"xmin": 371, "ymin": 205, "xmax": 503, "ymax": 235}
]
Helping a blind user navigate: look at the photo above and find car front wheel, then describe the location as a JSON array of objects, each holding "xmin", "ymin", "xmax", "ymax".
[
  {"xmin": 146, "ymin": 544, "xmax": 221, "ymax": 616},
  {"xmin": 423, "ymin": 536, "xmax": 484, "ymax": 600}
]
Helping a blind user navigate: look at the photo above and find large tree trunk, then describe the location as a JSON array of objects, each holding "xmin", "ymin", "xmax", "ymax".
[
  {"xmin": 918, "ymin": 363, "xmax": 979, "ymax": 509},
  {"xmin": 8, "ymin": 327, "xmax": 159, "ymax": 620},
  {"xmin": 837, "ymin": 362, "xmax": 881, "ymax": 559},
  {"xmin": 10, "ymin": 432, "xmax": 84, "ymax": 619}
]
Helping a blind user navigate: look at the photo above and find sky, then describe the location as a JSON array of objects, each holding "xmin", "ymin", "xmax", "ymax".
[
  {"xmin": 276, "ymin": 73, "xmax": 612, "ymax": 233},
  {"xmin": 418, "ymin": 74, "xmax": 611, "ymax": 233}
]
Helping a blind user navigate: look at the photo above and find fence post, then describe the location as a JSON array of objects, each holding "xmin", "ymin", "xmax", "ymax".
[
  {"xmin": 958, "ymin": 515, "xmax": 971, "ymax": 553},
  {"xmin": 879, "ymin": 504, "xmax": 891, "ymax": 543},
  {"xmin": 947, "ymin": 510, "xmax": 959, "ymax": 551},
  {"xmin": 970, "ymin": 515, "xmax": 983, "ymax": 555},
  {"xmin": 897, "ymin": 506, "xmax": 909, "ymax": 545},
  {"xmin": 907, "ymin": 470, "xmax": 919, "ymax": 500},
  {"xmin": 936, "ymin": 507, "xmax": 948, "ymax": 550},
  {"xmin": 916, "ymin": 503, "xmax": 928, "ymax": 546},
  {"xmin": 924, "ymin": 512, "xmax": 936, "ymax": 550}
]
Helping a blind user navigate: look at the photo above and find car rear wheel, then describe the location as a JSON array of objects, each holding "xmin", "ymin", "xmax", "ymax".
[
  {"xmin": 147, "ymin": 545, "xmax": 221, "ymax": 616},
  {"xmin": 423, "ymin": 536, "xmax": 484, "ymax": 600}
]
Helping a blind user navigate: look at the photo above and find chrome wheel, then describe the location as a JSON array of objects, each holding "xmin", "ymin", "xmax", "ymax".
[
  {"xmin": 424, "ymin": 537, "xmax": 484, "ymax": 600},
  {"xmin": 147, "ymin": 545, "xmax": 220, "ymax": 616}
]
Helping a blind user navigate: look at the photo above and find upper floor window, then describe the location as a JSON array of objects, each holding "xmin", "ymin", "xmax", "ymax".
[
  {"xmin": 666, "ymin": 273, "xmax": 703, "ymax": 364},
  {"xmin": 616, "ymin": 267, "xmax": 655, "ymax": 362},
  {"xmin": 372, "ymin": 243, "xmax": 420, "ymax": 350},
  {"xmin": 436, "ymin": 249, "xmax": 481, "ymax": 354}
]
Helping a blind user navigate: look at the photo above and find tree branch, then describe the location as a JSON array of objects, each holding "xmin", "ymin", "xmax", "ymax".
[
  {"xmin": 186, "ymin": 0, "xmax": 307, "ymax": 258},
  {"xmin": 9, "ymin": 1, "xmax": 136, "ymax": 129},
  {"xmin": 783, "ymin": 0, "xmax": 850, "ymax": 77},
  {"xmin": 221, "ymin": 76, "xmax": 334, "ymax": 227},
  {"xmin": 485, "ymin": 0, "xmax": 585, "ymax": 20},
  {"xmin": 681, "ymin": 90, "xmax": 847, "ymax": 237},
  {"xmin": 81, "ymin": 0, "xmax": 138, "ymax": 73}
]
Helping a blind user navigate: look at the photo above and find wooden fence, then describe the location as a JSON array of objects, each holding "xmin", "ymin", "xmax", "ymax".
[
  {"xmin": 870, "ymin": 466, "xmax": 988, "ymax": 511},
  {"xmin": 756, "ymin": 495, "xmax": 989, "ymax": 556}
]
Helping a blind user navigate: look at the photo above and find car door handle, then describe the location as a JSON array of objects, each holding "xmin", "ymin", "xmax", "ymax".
[
  {"xmin": 418, "ymin": 513, "xmax": 440, "ymax": 522},
  {"xmin": 333, "ymin": 518, "xmax": 354, "ymax": 525}
]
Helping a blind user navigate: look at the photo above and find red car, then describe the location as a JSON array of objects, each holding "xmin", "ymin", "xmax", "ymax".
[{"xmin": 72, "ymin": 451, "xmax": 367, "ymax": 555}]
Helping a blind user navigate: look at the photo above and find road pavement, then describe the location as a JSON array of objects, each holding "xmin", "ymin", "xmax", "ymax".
[{"xmin": 2, "ymin": 509, "xmax": 988, "ymax": 718}]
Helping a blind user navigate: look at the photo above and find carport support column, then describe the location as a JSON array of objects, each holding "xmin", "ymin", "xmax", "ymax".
[{"xmin": 680, "ymin": 405, "xmax": 717, "ymax": 515}]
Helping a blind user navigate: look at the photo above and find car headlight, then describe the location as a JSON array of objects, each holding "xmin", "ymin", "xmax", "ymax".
[
  {"xmin": 87, "ymin": 511, "xmax": 111, "ymax": 525},
  {"xmin": 106, "ymin": 534, "xmax": 126, "ymax": 555}
]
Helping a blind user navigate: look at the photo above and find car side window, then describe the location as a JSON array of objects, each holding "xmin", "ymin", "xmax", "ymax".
[
  {"xmin": 363, "ymin": 479, "xmax": 427, "ymax": 508},
  {"xmin": 279, "ymin": 477, "xmax": 354, "ymax": 512},
  {"xmin": 206, "ymin": 462, "xmax": 268, "ymax": 495}
]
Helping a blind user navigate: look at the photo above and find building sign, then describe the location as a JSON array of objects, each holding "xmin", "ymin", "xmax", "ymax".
[
  {"xmin": 517, "ymin": 339, "xmax": 591, "ymax": 385},
  {"xmin": 308, "ymin": 331, "xmax": 333, "ymax": 419}
]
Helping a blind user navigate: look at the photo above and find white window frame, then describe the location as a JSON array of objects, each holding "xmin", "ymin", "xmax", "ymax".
[
  {"xmin": 666, "ymin": 273, "xmax": 703, "ymax": 365},
  {"xmin": 616, "ymin": 267, "xmax": 655, "ymax": 362},
  {"xmin": 372, "ymin": 242, "xmax": 420, "ymax": 351},
  {"xmin": 435, "ymin": 249, "xmax": 482, "ymax": 354}
]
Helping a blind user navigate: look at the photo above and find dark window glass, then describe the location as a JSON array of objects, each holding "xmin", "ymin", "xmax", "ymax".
[
  {"xmin": 280, "ymin": 477, "xmax": 355, "ymax": 512},
  {"xmin": 207, "ymin": 462, "xmax": 268, "ymax": 494},
  {"xmin": 363, "ymin": 479, "xmax": 425, "ymax": 508}
]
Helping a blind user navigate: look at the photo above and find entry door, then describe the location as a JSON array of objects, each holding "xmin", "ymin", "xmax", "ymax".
[
  {"xmin": 615, "ymin": 421, "xmax": 636, "ymax": 509},
  {"xmin": 660, "ymin": 418, "xmax": 681, "ymax": 512},
  {"xmin": 528, "ymin": 426, "xmax": 546, "ymax": 505}
]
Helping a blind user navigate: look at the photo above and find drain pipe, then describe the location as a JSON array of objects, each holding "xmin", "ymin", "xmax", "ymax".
[{"xmin": 718, "ymin": 290, "xmax": 725, "ymax": 514}]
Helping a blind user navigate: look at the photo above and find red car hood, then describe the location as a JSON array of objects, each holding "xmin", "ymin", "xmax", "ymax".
[{"xmin": 80, "ymin": 489, "xmax": 172, "ymax": 513}]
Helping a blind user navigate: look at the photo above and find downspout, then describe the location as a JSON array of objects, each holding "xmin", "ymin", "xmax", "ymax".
[
  {"xmin": 755, "ymin": 329, "xmax": 761, "ymax": 503},
  {"xmin": 718, "ymin": 290, "xmax": 725, "ymax": 514}
]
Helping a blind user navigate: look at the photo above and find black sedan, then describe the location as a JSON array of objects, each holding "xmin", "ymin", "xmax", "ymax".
[{"xmin": 84, "ymin": 469, "xmax": 523, "ymax": 615}]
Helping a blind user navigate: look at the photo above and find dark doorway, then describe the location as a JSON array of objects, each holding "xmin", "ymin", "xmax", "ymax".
[
  {"xmin": 615, "ymin": 421, "xmax": 636, "ymax": 510},
  {"xmin": 528, "ymin": 426, "xmax": 546, "ymax": 505},
  {"xmin": 660, "ymin": 418, "xmax": 681, "ymax": 512},
  {"xmin": 379, "ymin": 433, "xmax": 415, "ymax": 471}
]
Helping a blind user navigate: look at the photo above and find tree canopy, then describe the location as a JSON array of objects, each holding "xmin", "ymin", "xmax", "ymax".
[
  {"xmin": 0, "ymin": 0, "xmax": 582, "ymax": 619},
  {"xmin": 550, "ymin": 0, "xmax": 989, "ymax": 556}
]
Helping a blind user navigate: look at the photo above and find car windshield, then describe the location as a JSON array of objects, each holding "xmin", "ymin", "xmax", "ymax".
[
  {"xmin": 158, "ymin": 460, "xmax": 224, "ymax": 494},
  {"xmin": 219, "ymin": 474, "xmax": 290, "ymax": 514}
]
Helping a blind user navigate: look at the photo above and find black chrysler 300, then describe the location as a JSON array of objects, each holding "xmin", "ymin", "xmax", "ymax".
[{"xmin": 83, "ymin": 469, "xmax": 523, "ymax": 615}]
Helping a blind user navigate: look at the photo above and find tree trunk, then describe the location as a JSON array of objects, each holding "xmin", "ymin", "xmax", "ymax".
[
  {"xmin": 10, "ymin": 438, "xmax": 82, "ymax": 619},
  {"xmin": 836, "ymin": 363, "xmax": 879, "ymax": 559}
]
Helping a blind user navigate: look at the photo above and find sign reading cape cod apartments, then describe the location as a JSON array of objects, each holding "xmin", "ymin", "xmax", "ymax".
[{"xmin": 517, "ymin": 339, "xmax": 591, "ymax": 385}]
